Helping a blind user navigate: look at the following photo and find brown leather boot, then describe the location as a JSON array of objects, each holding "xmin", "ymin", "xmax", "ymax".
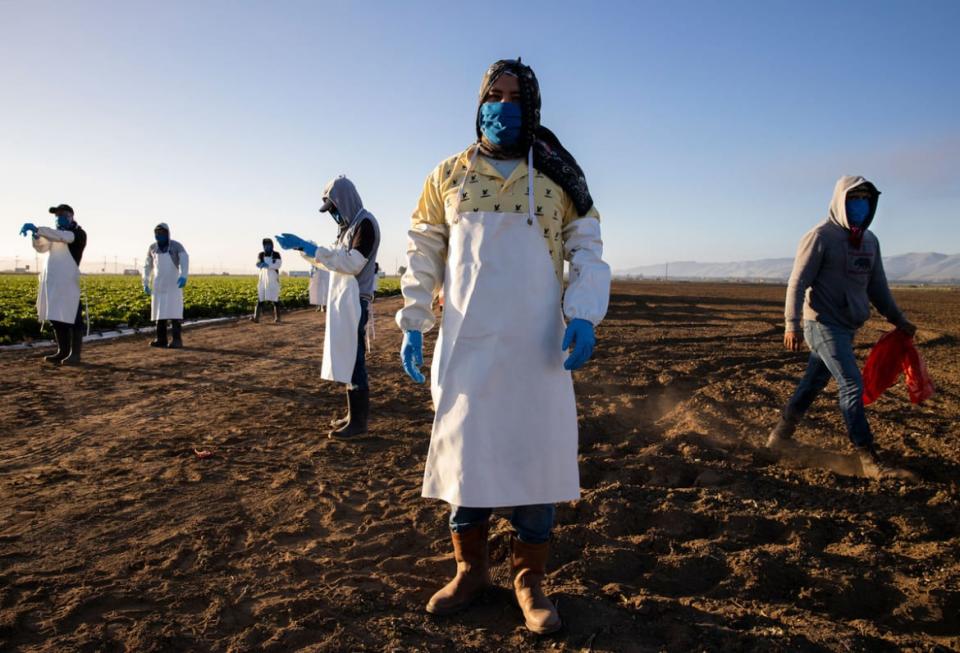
[
  {"xmin": 512, "ymin": 537, "xmax": 561, "ymax": 635},
  {"xmin": 426, "ymin": 523, "xmax": 490, "ymax": 615}
]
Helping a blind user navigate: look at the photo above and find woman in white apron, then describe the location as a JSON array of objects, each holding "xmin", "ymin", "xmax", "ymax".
[
  {"xmin": 276, "ymin": 175, "xmax": 381, "ymax": 438},
  {"xmin": 20, "ymin": 204, "xmax": 88, "ymax": 365},
  {"xmin": 308, "ymin": 264, "xmax": 330, "ymax": 312},
  {"xmin": 253, "ymin": 238, "xmax": 282, "ymax": 323},
  {"xmin": 396, "ymin": 60, "xmax": 611, "ymax": 634},
  {"xmin": 143, "ymin": 223, "xmax": 190, "ymax": 348}
]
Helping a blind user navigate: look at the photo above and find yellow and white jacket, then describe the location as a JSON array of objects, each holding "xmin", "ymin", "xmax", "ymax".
[{"xmin": 397, "ymin": 146, "xmax": 611, "ymax": 332}]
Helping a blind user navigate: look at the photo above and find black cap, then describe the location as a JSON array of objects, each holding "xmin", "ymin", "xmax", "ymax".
[
  {"xmin": 319, "ymin": 198, "xmax": 335, "ymax": 212},
  {"xmin": 263, "ymin": 237, "xmax": 273, "ymax": 245},
  {"xmin": 49, "ymin": 204, "xmax": 74, "ymax": 215}
]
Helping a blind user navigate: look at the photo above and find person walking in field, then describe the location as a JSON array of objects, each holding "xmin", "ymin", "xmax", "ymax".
[
  {"xmin": 253, "ymin": 238, "xmax": 282, "ymax": 323},
  {"xmin": 19, "ymin": 204, "xmax": 87, "ymax": 365},
  {"xmin": 396, "ymin": 59, "xmax": 611, "ymax": 634},
  {"xmin": 143, "ymin": 223, "xmax": 189, "ymax": 348},
  {"xmin": 768, "ymin": 175, "xmax": 918, "ymax": 480},
  {"xmin": 276, "ymin": 175, "xmax": 381, "ymax": 438}
]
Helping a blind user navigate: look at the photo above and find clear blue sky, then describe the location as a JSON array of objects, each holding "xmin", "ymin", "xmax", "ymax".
[{"xmin": 2, "ymin": 0, "xmax": 958, "ymax": 274}]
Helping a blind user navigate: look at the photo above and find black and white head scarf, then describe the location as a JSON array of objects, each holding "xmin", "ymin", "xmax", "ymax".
[{"xmin": 475, "ymin": 58, "xmax": 594, "ymax": 216}]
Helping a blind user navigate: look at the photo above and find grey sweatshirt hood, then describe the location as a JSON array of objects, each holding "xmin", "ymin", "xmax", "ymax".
[
  {"xmin": 827, "ymin": 175, "xmax": 880, "ymax": 231},
  {"xmin": 322, "ymin": 175, "xmax": 367, "ymax": 229}
]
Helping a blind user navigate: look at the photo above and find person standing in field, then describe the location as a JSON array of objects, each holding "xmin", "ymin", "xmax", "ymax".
[
  {"xmin": 276, "ymin": 175, "xmax": 381, "ymax": 438},
  {"xmin": 396, "ymin": 59, "xmax": 611, "ymax": 634},
  {"xmin": 143, "ymin": 223, "xmax": 189, "ymax": 349},
  {"xmin": 769, "ymin": 175, "xmax": 918, "ymax": 480},
  {"xmin": 309, "ymin": 263, "xmax": 330, "ymax": 312},
  {"xmin": 253, "ymin": 237, "xmax": 282, "ymax": 323},
  {"xmin": 19, "ymin": 204, "xmax": 87, "ymax": 365}
]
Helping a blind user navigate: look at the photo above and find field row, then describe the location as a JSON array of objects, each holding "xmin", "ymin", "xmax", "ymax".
[{"xmin": 0, "ymin": 274, "xmax": 400, "ymax": 344}]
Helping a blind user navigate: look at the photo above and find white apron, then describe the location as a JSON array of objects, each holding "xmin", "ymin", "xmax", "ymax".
[
  {"xmin": 258, "ymin": 264, "xmax": 280, "ymax": 302},
  {"xmin": 421, "ymin": 147, "xmax": 580, "ymax": 508},
  {"xmin": 37, "ymin": 240, "xmax": 81, "ymax": 324},
  {"xmin": 309, "ymin": 268, "xmax": 330, "ymax": 306},
  {"xmin": 321, "ymin": 271, "xmax": 361, "ymax": 384},
  {"xmin": 150, "ymin": 252, "xmax": 184, "ymax": 321}
]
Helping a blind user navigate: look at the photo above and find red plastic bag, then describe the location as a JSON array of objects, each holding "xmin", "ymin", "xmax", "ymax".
[{"xmin": 862, "ymin": 329, "xmax": 935, "ymax": 406}]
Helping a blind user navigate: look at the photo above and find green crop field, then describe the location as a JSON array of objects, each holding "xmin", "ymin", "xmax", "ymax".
[{"xmin": 0, "ymin": 274, "xmax": 401, "ymax": 345}]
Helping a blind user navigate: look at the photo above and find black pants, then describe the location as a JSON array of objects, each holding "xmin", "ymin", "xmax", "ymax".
[
  {"xmin": 51, "ymin": 304, "xmax": 83, "ymax": 333},
  {"xmin": 351, "ymin": 299, "xmax": 370, "ymax": 390}
]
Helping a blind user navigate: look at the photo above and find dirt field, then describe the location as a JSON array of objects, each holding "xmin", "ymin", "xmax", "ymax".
[{"xmin": 1, "ymin": 281, "xmax": 958, "ymax": 652}]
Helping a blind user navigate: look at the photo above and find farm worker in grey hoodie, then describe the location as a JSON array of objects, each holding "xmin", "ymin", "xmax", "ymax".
[
  {"xmin": 768, "ymin": 176, "xmax": 917, "ymax": 480},
  {"xmin": 143, "ymin": 223, "xmax": 189, "ymax": 349},
  {"xmin": 275, "ymin": 175, "xmax": 381, "ymax": 438}
]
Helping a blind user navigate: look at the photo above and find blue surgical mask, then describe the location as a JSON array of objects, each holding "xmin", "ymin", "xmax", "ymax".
[
  {"xmin": 846, "ymin": 197, "xmax": 871, "ymax": 227},
  {"xmin": 55, "ymin": 214, "xmax": 72, "ymax": 229},
  {"xmin": 479, "ymin": 101, "xmax": 523, "ymax": 146}
]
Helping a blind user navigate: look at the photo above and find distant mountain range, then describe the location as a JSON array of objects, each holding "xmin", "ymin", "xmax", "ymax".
[{"xmin": 617, "ymin": 252, "xmax": 960, "ymax": 283}]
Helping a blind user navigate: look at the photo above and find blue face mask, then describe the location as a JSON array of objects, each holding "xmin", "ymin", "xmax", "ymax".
[
  {"xmin": 264, "ymin": 244, "xmax": 273, "ymax": 254},
  {"xmin": 479, "ymin": 101, "xmax": 523, "ymax": 147},
  {"xmin": 329, "ymin": 207, "xmax": 343, "ymax": 225},
  {"xmin": 155, "ymin": 233, "xmax": 170, "ymax": 248},
  {"xmin": 55, "ymin": 214, "xmax": 72, "ymax": 229},
  {"xmin": 846, "ymin": 197, "xmax": 871, "ymax": 227}
]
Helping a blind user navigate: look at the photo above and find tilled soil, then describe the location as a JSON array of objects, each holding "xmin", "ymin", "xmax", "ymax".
[{"xmin": 1, "ymin": 281, "xmax": 958, "ymax": 652}]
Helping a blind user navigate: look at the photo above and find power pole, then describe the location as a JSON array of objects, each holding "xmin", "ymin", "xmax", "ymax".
[{"xmin": 665, "ymin": 262, "xmax": 669, "ymax": 281}]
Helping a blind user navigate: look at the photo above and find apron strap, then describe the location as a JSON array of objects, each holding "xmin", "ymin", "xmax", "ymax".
[{"xmin": 527, "ymin": 147, "xmax": 535, "ymax": 226}]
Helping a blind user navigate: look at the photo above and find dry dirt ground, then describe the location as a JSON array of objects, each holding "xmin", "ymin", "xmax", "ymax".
[{"xmin": 1, "ymin": 281, "xmax": 958, "ymax": 652}]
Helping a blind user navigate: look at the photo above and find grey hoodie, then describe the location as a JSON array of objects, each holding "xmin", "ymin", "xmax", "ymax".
[
  {"xmin": 323, "ymin": 176, "xmax": 381, "ymax": 300},
  {"xmin": 785, "ymin": 176, "xmax": 906, "ymax": 332}
]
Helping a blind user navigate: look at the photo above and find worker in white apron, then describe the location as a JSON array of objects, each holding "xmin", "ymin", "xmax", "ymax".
[
  {"xmin": 253, "ymin": 238, "xmax": 283, "ymax": 323},
  {"xmin": 309, "ymin": 264, "xmax": 330, "ymax": 312},
  {"xmin": 396, "ymin": 59, "xmax": 611, "ymax": 634},
  {"xmin": 276, "ymin": 175, "xmax": 381, "ymax": 437},
  {"xmin": 20, "ymin": 204, "xmax": 88, "ymax": 365},
  {"xmin": 143, "ymin": 223, "xmax": 190, "ymax": 348}
]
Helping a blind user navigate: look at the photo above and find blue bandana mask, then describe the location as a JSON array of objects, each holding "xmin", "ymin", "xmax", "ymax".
[
  {"xmin": 55, "ymin": 214, "xmax": 72, "ymax": 230},
  {"xmin": 479, "ymin": 101, "xmax": 523, "ymax": 147},
  {"xmin": 846, "ymin": 197, "xmax": 871, "ymax": 227}
]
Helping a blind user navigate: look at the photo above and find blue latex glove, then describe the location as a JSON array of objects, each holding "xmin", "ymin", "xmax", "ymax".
[
  {"xmin": 177, "ymin": 276, "xmax": 187, "ymax": 288},
  {"xmin": 20, "ymin": 223, "xmax": 37, "ymax": 237},
  {"xmin": 275, "ymin": 233, "xmax": 318, "ymax": 258},
  {"xmin": 256, "ymin": 261, "xmax": 267, "ymax": 269},
  {"xmin": 143, "ymin": 283, "xmax": 151, "ymax": 296},
  {"xmin": 562, "ymin": 318, "xmax": 596, "ymax": 371},
  {"xmin": 401, "ymin": 331, "xmax": 425, "ymax": 383}
]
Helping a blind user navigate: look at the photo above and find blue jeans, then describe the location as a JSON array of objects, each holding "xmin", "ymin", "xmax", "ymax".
[
  {"xmin": 450, "ymin": 504, "xmax": 555, "ymax": 544},
  {"xmin": 784, "ymin": 320, "xmax": 872, "ymax": 447},
  {"xmin": 351, "ymin": 299, "xmax": 369, "ymax": 391}
]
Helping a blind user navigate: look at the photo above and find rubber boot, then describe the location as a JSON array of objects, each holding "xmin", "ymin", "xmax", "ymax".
[
  {"xmin": 329, "ymin": 387, "xmax": 369, "ymax": 438},
  {"xmin": 60, "ymin": 325, "xmax": 83, "ymax": 366},
  {"xmin": 856, "ymin": 444, "xmax": 916, "ymax": 481},
  {"xmin": 766, "ymin": 414, "xmax": 797, "ymax": 449},
  {"xmin": 150, "ymin": 320, "xmax": 168, "ymax": 347},
  {"xmin": 44, "ymin": 322, "xmax": 70, "ymax": 364},
  {"xmin": 168, "ymin": 320, "xmax": 183, "ymax": 348},
  {"xmin": 330, "ymin": 389, "xmax": 351, "ymax": 428},
  {"xmin": 426, "ymin": 523, "xmax": 491, "ymax": 615},
  {"xmin": 512, "ymin": 537, "xmax": 561, "ymax": 635},
  {"xmin": 251, "ymin": 302, "xmax": 262, "ymax": 323},
  {"xmin": 273, "ymin": 302, "xmax": 281, "ymax": 323}
]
